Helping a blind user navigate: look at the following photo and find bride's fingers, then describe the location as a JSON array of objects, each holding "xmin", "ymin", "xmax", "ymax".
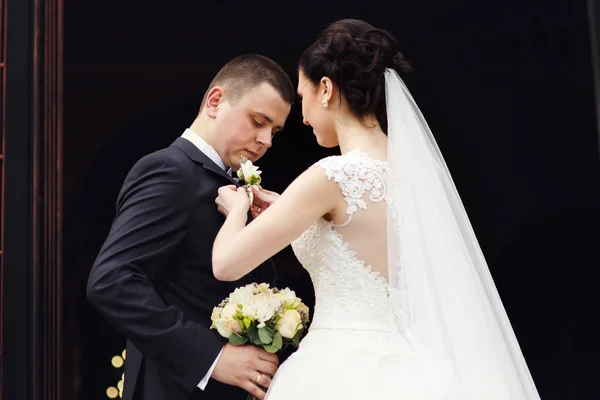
[
  {"xmin": 252, "ymin": 186, "xmax": 270, "ymax": 199},
  {"xmin": 251, "ymin": 200, "xmax": 265, "ymax": 210}
]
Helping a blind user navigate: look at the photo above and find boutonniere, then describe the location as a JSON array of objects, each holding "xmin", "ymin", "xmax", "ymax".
[{"xmin": 236, "ymin": 156, "xmax": 262, "ymax": 203}]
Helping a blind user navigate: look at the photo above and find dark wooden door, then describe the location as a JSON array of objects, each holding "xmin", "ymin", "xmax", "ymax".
[{"xmin": 2, "ymin": 0, "xmax": 63, "ymax": 398}]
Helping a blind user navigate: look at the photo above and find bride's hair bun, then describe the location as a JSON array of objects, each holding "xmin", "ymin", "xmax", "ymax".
[{"xmin": 299, "ymin": 19, "xmax": 412, "ymax": 134}]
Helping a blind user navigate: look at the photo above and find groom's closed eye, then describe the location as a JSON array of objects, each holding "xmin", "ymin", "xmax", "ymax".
[
  {"xmin": 252, "ymin": 112, "xmax": 283, "ymax": 136},
  {"xmin": 251, "ymin": 119, "xmax": 279, "ymax": 139},
  {"xmin": 252, "ymin": 117, "xmax": 276, "ymax": 134},
  {"xmin": 251, "ymin": 114, "xmax": 269, "ymax": 130}
]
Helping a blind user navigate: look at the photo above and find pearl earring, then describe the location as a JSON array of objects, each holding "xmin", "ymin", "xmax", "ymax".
[{"xmin": 322, "ymin": 100, "xmax": 328, "ymax": 108}]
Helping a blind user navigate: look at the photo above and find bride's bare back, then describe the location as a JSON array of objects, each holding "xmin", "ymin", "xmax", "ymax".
[{"xmin": 318, "ymin": 149, "xmax": 392, "ymax": 283}]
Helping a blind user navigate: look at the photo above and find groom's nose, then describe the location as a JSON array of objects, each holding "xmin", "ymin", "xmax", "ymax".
[{"xmin": 256, "ymin": 129, "xmax": 272, "ymax": 148}]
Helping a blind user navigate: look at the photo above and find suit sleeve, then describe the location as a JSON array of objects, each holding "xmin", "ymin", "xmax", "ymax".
[{"xmin": 86, "ymin": 150, "xmax": 226, "ymax": 392}]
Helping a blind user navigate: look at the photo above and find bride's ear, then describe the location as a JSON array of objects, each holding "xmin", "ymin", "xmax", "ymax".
[
  {"xmin": 205, "ymin": 87, "xmax": 224, "ymax": 119},
  {"xmin": 320, "ymin": 77, "xmax": 334, "ymax": 104}
]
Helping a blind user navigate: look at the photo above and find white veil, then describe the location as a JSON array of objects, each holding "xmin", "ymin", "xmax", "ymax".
[{"xmin": 385, "ymin": 68, "xmax": 541, "ymax": 399}]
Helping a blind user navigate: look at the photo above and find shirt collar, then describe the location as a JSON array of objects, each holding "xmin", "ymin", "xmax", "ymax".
[{"xmin": 181, "ymin": 128, "xmax": 232, "ymax": 176}]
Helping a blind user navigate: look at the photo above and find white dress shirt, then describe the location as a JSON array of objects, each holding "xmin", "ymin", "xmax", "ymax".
[{"xmin": 180, "ymin": 128, "xmax": 226, "ymax": 390}]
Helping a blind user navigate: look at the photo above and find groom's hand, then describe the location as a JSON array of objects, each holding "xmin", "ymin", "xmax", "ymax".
[{"xmin": 211, "ymin": 343, "xmax": 279, "ymax": 399}]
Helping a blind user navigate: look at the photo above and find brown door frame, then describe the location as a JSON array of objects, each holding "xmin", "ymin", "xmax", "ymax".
[
  {"xmin": 2, "ymin": 0, "xmax": 63, "ymax": 398},
  {"xmin": 0, "ymin": 0, "xmax": 5, "ymax": 393},
  {"xmin": 587, "ymin": 0, "xmax": 600, "ymax": 151}
]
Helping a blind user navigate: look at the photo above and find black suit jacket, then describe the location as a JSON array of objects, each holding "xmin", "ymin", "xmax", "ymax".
[{"xmin": 86, "ymin": 137, "xmax": 276, "ymax": 400}]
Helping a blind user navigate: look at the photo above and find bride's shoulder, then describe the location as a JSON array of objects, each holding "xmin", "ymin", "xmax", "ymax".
[
  {"xmin": 311, "ymin": 150, "xmax": 381, "ymax": 176},
  {"xmin": 309, "ymin": 155, "xmax": 345, "ymax": 181},
  {"xmin": 312, "ymin": 150, "xmax": 361, "ymax": 170}
]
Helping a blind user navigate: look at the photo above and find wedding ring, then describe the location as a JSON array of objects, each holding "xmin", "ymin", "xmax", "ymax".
[
  {"xmin": 255, "ymin": 373, "xmax": 263, "ymax": 384},
  {"xmin": 258, "ymin": 207, "xmax": 261, "ymax": 213}
]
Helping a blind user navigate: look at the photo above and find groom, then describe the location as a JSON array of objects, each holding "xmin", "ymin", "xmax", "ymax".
[{"xmin": 86, "ymin": 54, "xmax": 294, "ymax": 400}]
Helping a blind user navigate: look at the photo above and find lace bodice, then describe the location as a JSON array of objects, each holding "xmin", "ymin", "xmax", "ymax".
[{"xmin": 291, "ymin": 150, "xmax": 404, "ymax": 337}]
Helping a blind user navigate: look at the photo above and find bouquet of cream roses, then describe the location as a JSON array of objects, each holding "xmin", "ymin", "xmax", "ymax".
[
  {"xmin": 210, "ymin": 283, "xmax": 309, "ymax": 352},
  {"xmin": 210, "ymin": 283, "xmax": 310, "ymax": 400}
]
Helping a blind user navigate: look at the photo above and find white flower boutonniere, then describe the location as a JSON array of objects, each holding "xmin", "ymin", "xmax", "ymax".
[{"xmin": 236, "ymin": 155, "xmax": 262, "ymax": 203}]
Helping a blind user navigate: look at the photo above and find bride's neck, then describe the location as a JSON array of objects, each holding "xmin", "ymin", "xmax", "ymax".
[{"xmin": 335, "ymin": 115, "xmax": 388, "ymax": 157}]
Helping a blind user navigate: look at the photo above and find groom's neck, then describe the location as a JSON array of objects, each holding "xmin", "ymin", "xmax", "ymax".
[
  {"xmin": 189, "ymin": 118, "xmax": 219, "ymax": 149},
  {"xmin": 187, "ymin": 118, "xmax": 230, "ymax": 167}
]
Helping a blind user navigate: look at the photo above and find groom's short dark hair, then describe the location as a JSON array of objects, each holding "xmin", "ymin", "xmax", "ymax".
[{"xmin": 199, "ymin": 54, "xmax": 294, "ymax": 111}]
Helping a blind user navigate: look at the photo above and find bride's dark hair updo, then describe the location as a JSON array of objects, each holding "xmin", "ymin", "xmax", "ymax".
[{"xmin": 299, "ymin": 19, "xmax": 412, "ymax": 134}]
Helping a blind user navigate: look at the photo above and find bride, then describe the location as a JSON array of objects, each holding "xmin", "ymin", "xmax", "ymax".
[{"xmin": 212, "ymin": 18, "xmax": 541, "ymax": 399}]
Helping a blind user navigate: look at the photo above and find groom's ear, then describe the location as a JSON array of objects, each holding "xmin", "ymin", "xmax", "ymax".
[{"xmin": 205, "ymin": 86, "xmax": 225, "ymax": 119}]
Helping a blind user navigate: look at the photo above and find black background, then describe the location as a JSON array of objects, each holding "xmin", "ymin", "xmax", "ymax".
[{"xmin": 57, "ymin": 0, "xmax": 600, "ymax": 398}]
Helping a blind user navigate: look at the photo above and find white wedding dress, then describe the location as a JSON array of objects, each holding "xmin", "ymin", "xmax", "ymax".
[
  {"xmin": 266, "ymin": 150, "xmax": 462, "ymax": 399},
  {"xmin": 266, "ymin": 69, "xmax": 540, "ymax": 399}
]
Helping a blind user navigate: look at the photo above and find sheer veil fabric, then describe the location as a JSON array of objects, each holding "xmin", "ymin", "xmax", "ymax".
[{"xmin": 385, "ymin": 69, "xmax": 540, "ymax": 399}]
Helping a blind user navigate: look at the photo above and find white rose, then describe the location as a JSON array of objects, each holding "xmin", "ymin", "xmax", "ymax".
[
  {"xmin": 214, "ymin": 320, "xmax": 232, "ymax": 338},
  {"xmin": 240, "ymin": 159, "xmax": 261, "ymax": 181},
  {"xmin": 276, "ymin": 309, "xmax": 303, "ymax": 339},
  {"xmin": 210, "ymin": 306, "xmax": 222, "ymax": 323},
  {"xmin": 214, "ymin": 303, "xmax": 242, "ymax": 338},
  {"xmin": 275, "ymin": 288, "xmax": 301, "ymax": 309}
]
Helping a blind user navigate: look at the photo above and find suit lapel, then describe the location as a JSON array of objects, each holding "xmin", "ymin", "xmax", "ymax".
[
  {"xmin": 171, "ymin": 137, "xmax": 236, "ymax": 185},
  {"xmin": 171, "ymin": 137, "xmax": 276, "ymax": 285}
]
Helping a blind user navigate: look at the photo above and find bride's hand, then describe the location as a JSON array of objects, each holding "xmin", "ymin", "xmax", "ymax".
[
  {"xmin": 216, "ymin": 185, "xmax": 250, "ymax": 217},
  {"xmin": 250, "ymin": 186, "xmax": 280, "ymax": 218}
]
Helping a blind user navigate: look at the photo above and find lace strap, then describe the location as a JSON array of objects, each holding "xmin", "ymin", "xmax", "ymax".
[{"xmin": 315, "ymin": 151, "xmax": 390, "ymax": 217}]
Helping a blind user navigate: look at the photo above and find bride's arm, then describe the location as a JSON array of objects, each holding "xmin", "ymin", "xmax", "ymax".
[{"xmin": 212, "ymin": 165, "xmax": 339, "ymax": 281}]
